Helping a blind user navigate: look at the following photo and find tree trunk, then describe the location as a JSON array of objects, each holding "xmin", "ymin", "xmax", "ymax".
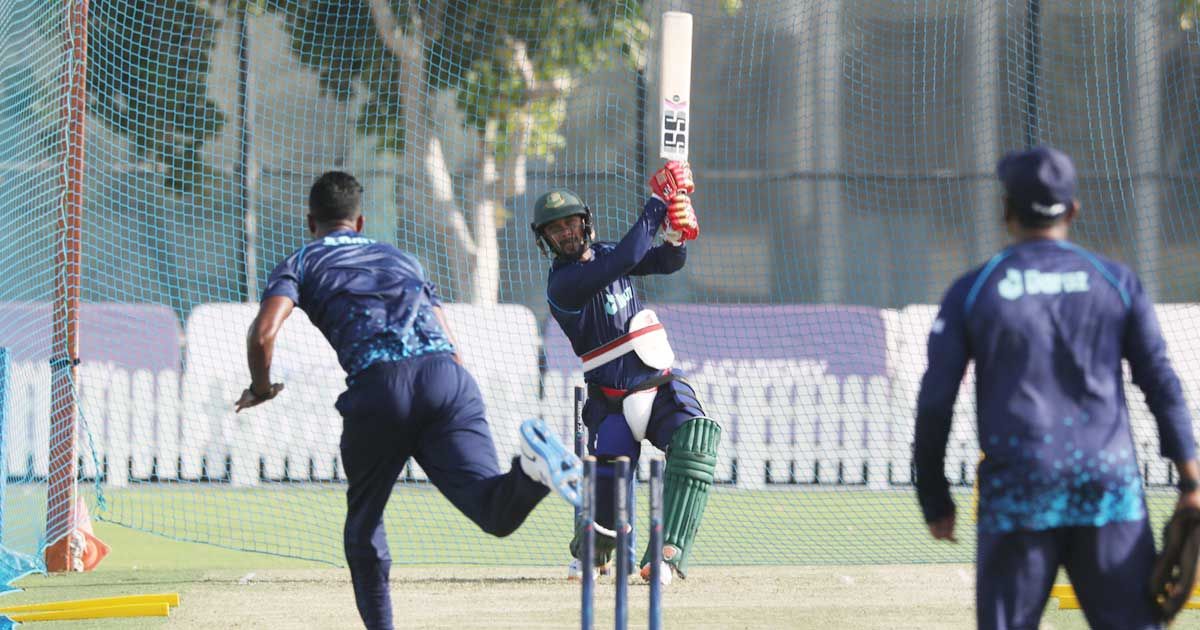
[
  {"xmin": 469, "ymin": 122, "xmax": 501, "ymax": 304},
  {"xmin": 369, "ymin": 0, "xmax": 474, "ymax": 300},
  {"xmin": 369, "ymin": 2, "xmax": 551, "ymax": 305}
]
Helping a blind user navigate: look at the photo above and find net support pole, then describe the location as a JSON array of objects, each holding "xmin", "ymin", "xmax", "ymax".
[
  {"xmin": 815, "ymin": 2, "xmax": 844, "ymax": 304},
  {"xmin": 771, "ymin": 11, "xmax": 816, "ymax": 303},
  {"xmin": 636, "ymin": 67, "xmax": 647, "ymax": 185},
  {"xmin": 235, "ymin": 2, "xmax": 259, "ymax": 301},
  {"xmin": 1133, "ymin": 0, "xmax": 1163, "ymax": 298},
  {"xmin": 46, "ymin": 0, "xmax": 88, "ymax": 572},
  {"xmin": 969, "ymin": 4, "xmax": 1002, "ymax": 262},
  {"xmin": 1021, "ymin": 0, "xmax": 1042, "ymax": 148}
]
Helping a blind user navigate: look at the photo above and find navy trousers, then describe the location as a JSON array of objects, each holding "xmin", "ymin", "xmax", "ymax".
[
  {"xmin": 583, "ymin": 377, "xmax": 704, "ymax": 534},
  {"xmin": 336, "ymin": 354, "xmax": 549, "ymax": 630},
  {"xmin": 976, "ymin": 518, "xmax": 1162, "ymax": 630}
]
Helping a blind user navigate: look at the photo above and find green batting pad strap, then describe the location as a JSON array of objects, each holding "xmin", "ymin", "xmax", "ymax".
[
  {"xmin": 645, "ymin": 417, "xmax": 721, "ymax": 577},
  {"xmin": 669, "ymin": 416, "xmax": 721, "ymax": 457},
  {"xmin": 666, "ymin": 455, "xmax": 718, "ymax": 484}
]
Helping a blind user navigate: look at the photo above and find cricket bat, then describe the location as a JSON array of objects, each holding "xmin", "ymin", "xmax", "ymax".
[{"xmin": 659, "ymin": 11, "xmax": 693, "ymax": 161}]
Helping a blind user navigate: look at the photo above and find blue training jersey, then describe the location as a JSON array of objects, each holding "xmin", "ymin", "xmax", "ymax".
[
  {"xmin": 547, "ymin": 197, "xmax": 686, "ymax": 389},
  {"xmin": 914, "ymin": 238, "xmax": 1194, "ymax": 533},
  {"xmin": 262, "ymin": 229, "xmax": 454, "ymax": 380}
]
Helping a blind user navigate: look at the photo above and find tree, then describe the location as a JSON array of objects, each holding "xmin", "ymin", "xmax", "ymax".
[
  {"xmin": 261, "ymin": 0, "xmax": 647, "ymax": 303},
  {"xmin": 1184, "ymin": 0, "xmax": 1200, "ymax": 30},
  {"xmin": 87, "ymin": 0, "xmax": 226, "ymax": 191},
  {"xmin": 79, "ymin": 0, "xmax": 1176, "ymax": 305},
  {"xmin": 82, "ymin": 0, "xmax": 652, "ymax": 303}
]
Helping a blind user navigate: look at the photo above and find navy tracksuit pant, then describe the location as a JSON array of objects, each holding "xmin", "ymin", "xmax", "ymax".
[
  {"xmin": 976, "ymin": 518, "xmax": 1162, "ymax": 630},
  {"xmin": 336, "ymin": 354, "xmax": 549, "ymax": 629}
]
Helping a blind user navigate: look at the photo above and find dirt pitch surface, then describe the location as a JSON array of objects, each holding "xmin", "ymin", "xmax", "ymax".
[{"xmin": 12, "ymin": 563, "xmax": 1188, "ymax": 629}]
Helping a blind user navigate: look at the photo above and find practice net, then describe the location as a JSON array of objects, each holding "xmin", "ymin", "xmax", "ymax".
[{"xmin": 1, "ymin": 0, "xmax": 1199, "ymax": 573}]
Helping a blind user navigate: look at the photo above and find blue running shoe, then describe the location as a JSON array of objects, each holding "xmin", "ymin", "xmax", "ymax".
[{"xmin": 520, "ymin": 418, "xmax": 583, "ymax": 507}]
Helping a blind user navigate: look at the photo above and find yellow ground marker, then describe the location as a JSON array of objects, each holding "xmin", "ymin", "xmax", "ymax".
[
  {"xmin": 1051, "ymin": 585, "xmax": 1200, "ymax": 611},
  {"xmin": 1053, "ymin": 594, "xmax": 1083, "ymax": 610},
  {"xmin": 0, "ymin": 592, "xmax": 179, "ymax": 614},
  {"xmin": 1055, "ymin": 594, "xmax": 1200, "ymax": 611},
  {"xmin": 1052, "ymin": 584, "xmax": 1200, "ymax": 598},
  {"xmin": 7, "ymin": 602, "xmax": 169, "ymax": 622},
  {"xmin": 971, "ymin": 453, "xmax": 983, "ymax": 524},
  {"xmin": 1049, "ymin": 584, "xmax": 1077, "ymax": 598}
]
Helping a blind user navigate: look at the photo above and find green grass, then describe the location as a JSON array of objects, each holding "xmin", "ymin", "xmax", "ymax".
[
  {"xmin": 0, "ymin": 486, "xmax": 1187, "ymax": 628},
  {"xmin": 85, "ymin": 484, "xmax": 1186, "ymax": 567},
  {"xmin": 90, "ymin": 484, "xmax": 974, "ymax": 567}
]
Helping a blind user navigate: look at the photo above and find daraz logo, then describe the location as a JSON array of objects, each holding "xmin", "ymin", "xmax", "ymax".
[
  {"xmin": 604, "ymin": 286, "xmax": 634, "ymax": 315},
  {"xmin": 998, "ymin": 268, "xmax": 1090, "ymax": 300}
]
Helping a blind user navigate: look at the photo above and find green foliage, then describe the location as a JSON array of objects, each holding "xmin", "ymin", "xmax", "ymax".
[
  {"xmin": 88, "ymin": 0, "xmax": 226, "ymax": 191},
  {"xmin": 271, "ymin": 0, "xmax": 647, "ymax": 160},
  {"xmin": 1184, "ymin": 0, "xmax": 1200, "ymax": 30},
  {"xmin": 83, "ymin": 0, "xmax": 649, "ymax": 189}
]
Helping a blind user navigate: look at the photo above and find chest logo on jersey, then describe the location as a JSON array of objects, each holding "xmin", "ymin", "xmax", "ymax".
[
  {"xmin": 603, "ymin": 286, "xmax": 634, "ymax": 315},
  {"xmin": 998, "ymin": 268, "xmax": 1090, "ymax": 300}
]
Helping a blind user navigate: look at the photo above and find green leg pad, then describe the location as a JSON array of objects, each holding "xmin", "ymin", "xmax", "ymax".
[{"xmin": 642, "ymin": 416, "xmax": 721, "ymax": 577}]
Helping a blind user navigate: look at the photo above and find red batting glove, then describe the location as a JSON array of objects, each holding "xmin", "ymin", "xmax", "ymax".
[
  {"xmin": 666, "ymin": 192, "xmax": 699, "ymax": 242},
  {"xmin": 649, "ymin": 160, "xmax": 695, "ymax": 201}
]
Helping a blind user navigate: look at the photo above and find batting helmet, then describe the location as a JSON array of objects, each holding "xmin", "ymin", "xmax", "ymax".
[{"xmin": 530, "ymin": 189, "xmax": 593, "ymax": 257}]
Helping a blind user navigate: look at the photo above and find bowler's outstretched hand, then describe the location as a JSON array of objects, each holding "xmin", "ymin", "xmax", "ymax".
[{"xmin": 235, "ymin": 383, "xmax": 284, "ymax": 412}]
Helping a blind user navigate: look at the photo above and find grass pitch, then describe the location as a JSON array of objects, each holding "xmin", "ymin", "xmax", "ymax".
[
  {"xmin": 90, "ymin": 483, "xmax": 975, "ymax": 567},
  {"xmin": 2, "ymin": 487, "xmax": 1197, "ymax": 628}
]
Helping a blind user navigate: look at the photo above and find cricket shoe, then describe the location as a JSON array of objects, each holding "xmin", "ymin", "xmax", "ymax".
[
  {"xmin": 639, "ymin": 545, "xmax": 682, "ymax": 585},
  {"xmin": 639, "ymin": 561, "xmax": 675, "ymax": 586},
  {"xmin": 519, "ymin": 418, "xmax": 583, "ymax": 507},
  {"xmin": 567, "ymin": 558, "xmax": 601, "ymax": 582}
]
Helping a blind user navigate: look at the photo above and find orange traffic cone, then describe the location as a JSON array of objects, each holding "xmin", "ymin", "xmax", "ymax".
[{"xmin": 44, "ymin": 498, "xmax": 109, "ymax": 573}]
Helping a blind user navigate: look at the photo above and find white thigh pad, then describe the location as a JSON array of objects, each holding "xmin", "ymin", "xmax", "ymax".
[
  {"xmin": 629, "ymin": 309, "xmax": 675, "ymax": 370},
  {"xmin": 622, "ymin": 388, "xmax": 657, "ymax": 442}
]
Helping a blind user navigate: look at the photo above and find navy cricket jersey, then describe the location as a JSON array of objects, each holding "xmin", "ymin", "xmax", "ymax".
[
  {"xmin": 915, "ymin": 238, "xmax": 1194, "ymax": 533},
  {"xmin": 547, "ymin": 197, "xmax": 686, "ymax": 389},
  {"xmin": 262, "ymin": 230, "xmax": 454, "ymax": 380}
]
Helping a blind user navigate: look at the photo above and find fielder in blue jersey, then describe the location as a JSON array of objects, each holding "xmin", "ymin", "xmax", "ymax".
[
  {"xmin": 235, "ymin": 172, "xmax": 583, "ymax": 630},
  {"xmin": 531, "ymin": 161, "xmax": 721, "ymax": 583},
  {"xmin": 914, "ymin": 147, "xmax": 1200, "ymax": 629}
]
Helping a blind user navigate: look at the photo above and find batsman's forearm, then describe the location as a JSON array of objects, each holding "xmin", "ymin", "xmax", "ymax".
[
  {"xmin": 630, "ymin": 243, "xmax": 686, "ymax": 276},
  {"xmin": 594, "ymin": 198, "xmax": 666, "ymax": 274},
  {"xmin": 660, "ymin": 243, "xmax": 686, "ymax": 273}
]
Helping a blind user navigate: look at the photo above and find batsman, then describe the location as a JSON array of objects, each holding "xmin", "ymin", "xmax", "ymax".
[{"xmin": 531, "ymin": 160, "xmax": 721, "ymax": 582}]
